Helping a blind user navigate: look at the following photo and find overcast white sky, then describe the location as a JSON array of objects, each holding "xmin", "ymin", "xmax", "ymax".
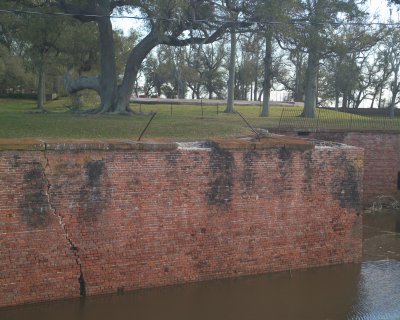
[{"xmin": 368, "ymin": 0, "xmax": 393, "ymax": 20}]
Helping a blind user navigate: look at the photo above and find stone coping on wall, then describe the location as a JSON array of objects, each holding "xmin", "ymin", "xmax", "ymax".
[
  {"xmin": 212, "ymin": 135, "xmax": 314, "ymax": 151},
  {"xmin": 0, "ymin": 135, "xmax": 315, "ymax": 152}
]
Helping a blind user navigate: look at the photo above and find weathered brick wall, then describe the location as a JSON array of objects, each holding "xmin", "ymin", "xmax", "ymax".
[
  {"xmin": 343, "ymin": 133, "xmax": 400, "ymax": 202},
  {"xmin": 0, "ymin": 137, "xmax": 363, "ymax": 307},
  {"xmin": 280, "ymin": 132, "xmax": 400, "ymax": 202},
  {"xmin": 0, "ymin": 150, "xmax": 80, "ymax": 307}
]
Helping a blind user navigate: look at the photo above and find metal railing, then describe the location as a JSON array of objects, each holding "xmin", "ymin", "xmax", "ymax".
[{"xmin": 278, "ymin": 108, "xmax": 400, "ymax": 131}]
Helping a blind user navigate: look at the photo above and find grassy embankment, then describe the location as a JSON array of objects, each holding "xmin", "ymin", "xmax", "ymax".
[{"xmin": 0, "ymin": 98, "xmax": 398, "ymax": 140}]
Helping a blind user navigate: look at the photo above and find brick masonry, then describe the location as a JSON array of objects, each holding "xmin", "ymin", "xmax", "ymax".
[
  {"xmin": 280, "ymin": 132, "xmax": 400, "ymax": 202},
  {"xmin": 0, "ymin": 136, "xmax": 363, "ymax": 307}
]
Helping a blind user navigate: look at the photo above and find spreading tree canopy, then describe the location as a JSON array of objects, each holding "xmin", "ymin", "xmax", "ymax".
[{"xmin": 13, "ymin": 0, "xmax": 240, "ymax": 114}]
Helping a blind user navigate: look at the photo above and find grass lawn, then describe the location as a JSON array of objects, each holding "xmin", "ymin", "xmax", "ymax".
[
  {"xmin": 0, "ymin": 98, "xmax": 285, "ymax": 140},
  {"xmin": 0, "ymin": 98, "xmax": 399, "ymax": 140}
]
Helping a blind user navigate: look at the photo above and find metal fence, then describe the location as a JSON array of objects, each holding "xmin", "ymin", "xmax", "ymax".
[{"xmin": 278, "ymin": 108, "xmax": 400, "ymax": 131}]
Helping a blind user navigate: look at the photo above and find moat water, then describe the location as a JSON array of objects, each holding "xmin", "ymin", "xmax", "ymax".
[{"xmin": 1, "ymin": 209, "xmax": 399, "ymax": 320}]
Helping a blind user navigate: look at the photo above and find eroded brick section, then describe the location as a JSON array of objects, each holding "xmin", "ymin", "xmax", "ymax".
[{"xmin": 0, "ymin": 139, "xmax": 363, "ymax": 307}]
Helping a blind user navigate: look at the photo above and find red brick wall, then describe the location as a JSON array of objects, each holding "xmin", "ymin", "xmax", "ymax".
[
  {"xmin": 283, "ymin": 132, "xmax": 400, "ymax": 202},
  {"xmin": 343, "ymin": 133, "xmax": 400, "ymax": 201},
  {"xmin": 0, "ymin": 138, "xmax": 363, "ymax": 307}
]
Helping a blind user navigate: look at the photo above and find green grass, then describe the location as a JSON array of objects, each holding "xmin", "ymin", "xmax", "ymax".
[
  {"xmin": 0, "ymin": 98, "xmax": 283, "ymax": 140},
  {"xmin": 0, "ymin": 98, "xmax": 399, "ymax": 140}
]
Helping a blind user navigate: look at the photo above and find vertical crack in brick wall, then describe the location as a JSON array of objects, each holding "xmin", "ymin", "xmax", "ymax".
[{"xmin": 42, "ymin": 147, "xmax": 86, "ymax": 297}]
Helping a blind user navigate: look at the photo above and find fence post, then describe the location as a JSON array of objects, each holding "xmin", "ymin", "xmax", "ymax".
[{"xmin": 138, "ymin": 112, "xmax": 157, "ymax": 141}]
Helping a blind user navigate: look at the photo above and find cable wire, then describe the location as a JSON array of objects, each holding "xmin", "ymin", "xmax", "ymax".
[{"xmin": 0, "ymin": 8, "xmax": 399, "ymax": 28}]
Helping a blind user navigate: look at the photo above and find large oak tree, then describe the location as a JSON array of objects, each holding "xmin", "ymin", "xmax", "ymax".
[{"xmin": 15, "ymin": 0, "xmax": 236, "ymax": 114}]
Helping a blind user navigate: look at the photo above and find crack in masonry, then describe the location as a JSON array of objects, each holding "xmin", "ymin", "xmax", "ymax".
[{"xmin": 42, "ymin": 146, "xmax": 86, "ymax": 297}]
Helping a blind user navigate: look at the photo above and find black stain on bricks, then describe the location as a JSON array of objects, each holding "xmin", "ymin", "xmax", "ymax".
[
  {"xmin": 206, "ymin": 147, "xmax": 234, "ymax": 209},
  {"xmin": 13, "ymin": 154, "xmax": 21, "ymax": 167},
  {"xmin": 243, "ymin": 151, "xmax": 258, "ymax": 190},
  {"xmin": 87, "ymin": 160, "xmax": 105, "ymax": 187},
  {"xmin": 333, "ymin": 153, "xmax": 360, "ymax": 210},
  {"xmin": 278, "ymin": 146, "xmax": 291, "ymax": 162},
  {"xmin": 79, "ymin": 160, "xmax": 110, "ymax": 222},
  {"xmin": 165, "ymin": 152, "xmax": 181, "ymax": 166},
  {"xmin": 20, "ymin": 163, "xmax": 52, "ymax": 228},
  {"xmin": 276, "ymin": 146, "xmax": 293, "ymax": 193},
  {"xmin": 302, "ymin": 151, "xmax": 313, "ymax": 192},
  {"xmin": 278, "ymin": 147, "xmax": 293, "ymax": 175}
]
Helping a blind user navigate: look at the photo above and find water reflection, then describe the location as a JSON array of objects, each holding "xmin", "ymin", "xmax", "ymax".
[
  {"xmin": 0, "ymin": 264, "xmax": 362, "ymax": 320},
  {"xmin": 0, "ymin": 210, "xmax": 399, "ymax": 320},
  {"xmin": 363, "ymin": 210, "xmax": 400, "ymax": 261},
  {"xmin": 350, "ymin": 261, "xmax": 400, "ymax": 320}
]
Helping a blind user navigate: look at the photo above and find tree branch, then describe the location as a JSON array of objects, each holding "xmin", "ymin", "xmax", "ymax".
[
  {"xmin": 64, "ymin": 73, "xmax": 100, "ymax": 94},
  {"xmin": 160, "ymin": 21, "xmax": 252, "ymax": 46}
]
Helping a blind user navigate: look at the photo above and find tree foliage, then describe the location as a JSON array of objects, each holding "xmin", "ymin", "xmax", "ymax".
[
  {"xmin": 2, "ymin": 0, "xmax": 400, "ymax": 119},
  {"xmin": 10, "ymin": 0, "xmax": 237, "ymax": 114}
]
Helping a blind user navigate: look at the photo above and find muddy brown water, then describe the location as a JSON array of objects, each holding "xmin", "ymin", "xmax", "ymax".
[{"xmin": 1, "ymin": 209, "xmax": 399, "ymax": 320}]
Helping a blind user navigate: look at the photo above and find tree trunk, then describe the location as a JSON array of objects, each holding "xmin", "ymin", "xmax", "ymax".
[
  {"xmin": 37, "ymin": 56, "xmax": 46, "ymax": 112},
  {"xmin": 115, "ymin": 31, "xmax": 158, "ymax": 113},
  {"xmin": 378, "ymin": 86, "xmax": 383, "ymax": 109},
  {"xmin": 293, "ymin": 53, "xmax": 304, "ymax": 102},
  {"xmin": 261, "ymin": 31, "xmax": 273, "ymax": 117},
  {"xmin": 258, "ymin": 90, "xmax": 263, "ymax": 101},
  {"xmin": 66, "ymin": 15, "xmax": 157, "ymax": 114},
  {"xmin": 97, "ymin": 17, "xmax": 118, "ymax": 113},
  {"xmin": 253, "ymin": 60, "xmax": 259, "ymax": 101},
  {"xmin": 389, "ymin": 84, "xmax": 397, "ymax": 118},
  {"xmin": 342, "ymin": 91, "xmax": 348, "ymax": 109},
  {"xmin": 303, "ymin": 49, "xmax": 318, "ymax": 118},
  {"xmin": 334, "ymin": 80, "xmax": 340, "ymax": 111},
  {"xmin": 196, "ymin": 87, "xmax": 201, "ymax": 99},
  {"xmin": 354, "ymin": 91, "xmax": 363, "ymax": 109},
  {"xmin": 225, "ymin": 29, "xmax": 236, "ymax": 113},
  {"xmin": 370, "ymin": 92, "xmax": 377, "ymax": 109},
  {"xmin": 176, "ymin": 70, "xmax": 186, "ymax": 99}
]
